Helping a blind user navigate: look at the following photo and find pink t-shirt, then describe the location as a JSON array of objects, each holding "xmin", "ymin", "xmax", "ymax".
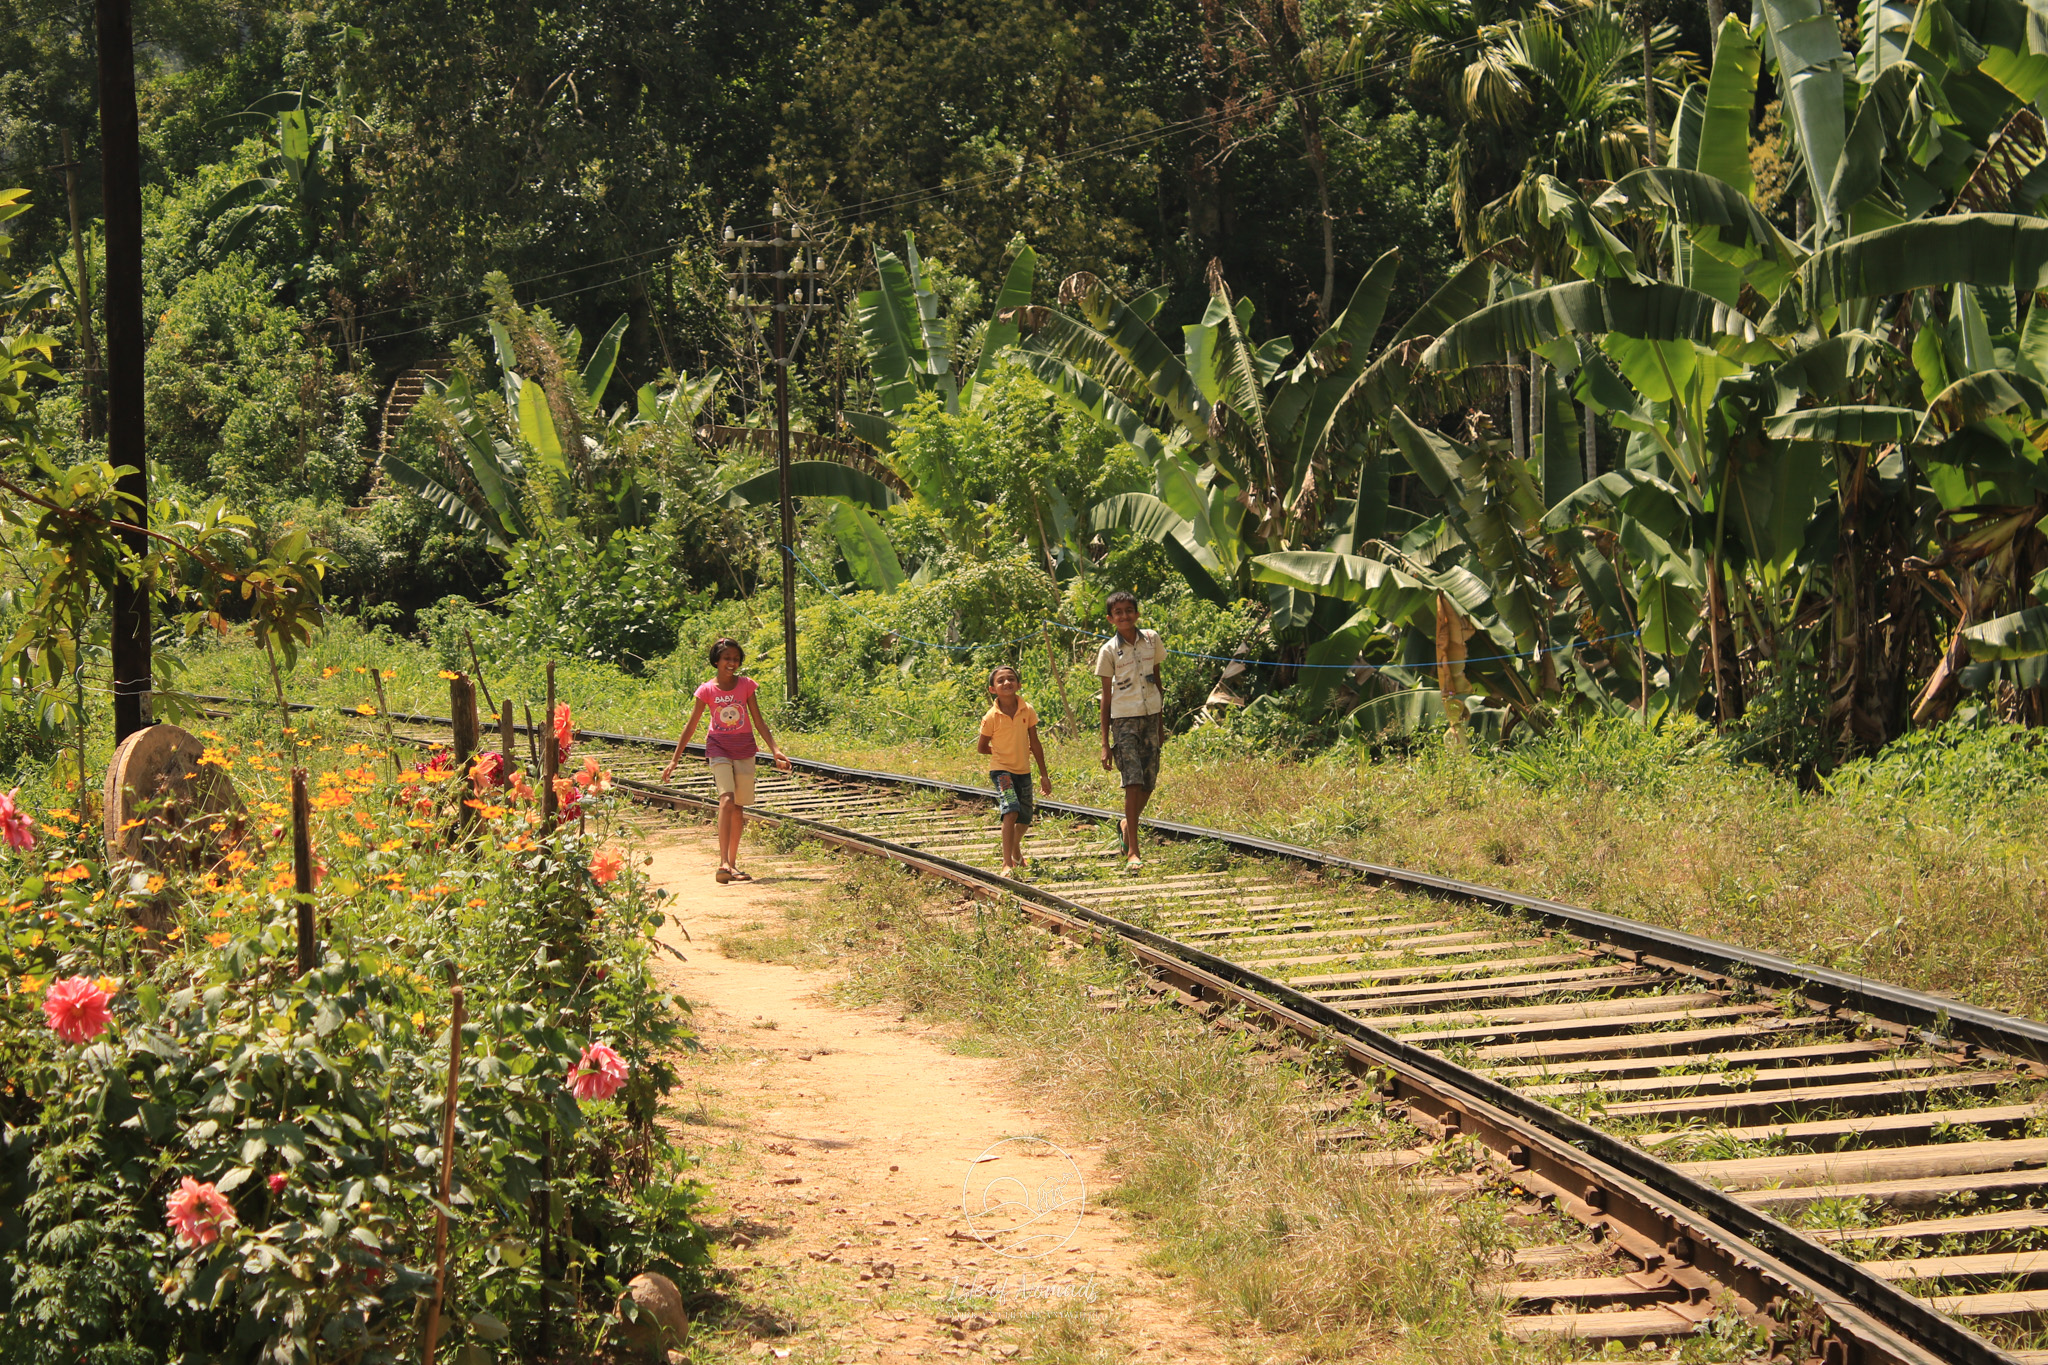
[{"xmin": 697, "ymin": 676, "xmax": 758, "ymax": 759}]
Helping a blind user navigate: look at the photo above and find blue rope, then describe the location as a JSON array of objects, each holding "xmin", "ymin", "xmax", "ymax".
[{"xmin": 780, "ymin": 545, "xmax": 1642, "ymax": 674}]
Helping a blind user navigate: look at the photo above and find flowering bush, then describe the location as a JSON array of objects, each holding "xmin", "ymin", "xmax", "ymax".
[{"xmin": 0, "ymin": 715, "xmax": 702, "ymax": 1362}]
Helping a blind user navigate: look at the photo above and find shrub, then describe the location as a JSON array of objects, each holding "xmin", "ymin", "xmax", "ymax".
[{"xmin": 0, "ymin": 719, "xmax": 705, "ymax": 1361}]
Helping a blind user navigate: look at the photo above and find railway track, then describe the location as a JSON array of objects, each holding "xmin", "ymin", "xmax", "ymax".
[{"xmin": 204, "ymin": 695, "xmax": 2048, "ymax": 1364}]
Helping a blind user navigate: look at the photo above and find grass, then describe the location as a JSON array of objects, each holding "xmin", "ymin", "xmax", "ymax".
[
  {"xmin": 718, "ymin": 846, "xmax": 1614, "ymax": 1365},
  {"xmin": 167, "ymin": 618, "xmax": 2048, "ymax": 1023}
]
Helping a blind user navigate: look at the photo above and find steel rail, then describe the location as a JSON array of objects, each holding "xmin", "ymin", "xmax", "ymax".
[{"xmin": 194, "ymin": 692, "xmax": 2037, "ymax": 1363}]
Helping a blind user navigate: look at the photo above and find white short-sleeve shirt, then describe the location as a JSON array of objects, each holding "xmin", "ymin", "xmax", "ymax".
[{"xmin": 1094, "ymin": 629, "xmax": 1164, "ymax": 717}]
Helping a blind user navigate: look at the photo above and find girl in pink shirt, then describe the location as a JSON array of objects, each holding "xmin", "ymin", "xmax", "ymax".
[{"xmin": 661, "ymin": 637, "xmax": 790, "ymax": 882}]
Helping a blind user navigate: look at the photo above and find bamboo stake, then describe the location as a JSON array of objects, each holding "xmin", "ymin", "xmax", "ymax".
[
  {"xmin": 450, "ymin": 675, "xmax": 478, "ymax": 831},
  {"xmin": 421, "ymin": 979, "xmax": 466, "ymax": 1365},
  {"xmin": 523, "ymin": 702, "xmax": 541, "ymax": 778},
  {"xmin": 290, "ymin": 768, "xmax": 315, "ymax": 975},
  {"xmin": 499, "ymin": 700, "xmax": 515, "ymax": 766}
]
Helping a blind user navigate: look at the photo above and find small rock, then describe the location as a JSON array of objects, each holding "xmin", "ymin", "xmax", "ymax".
[
  {"xmin": 773, "ymin": 1175, "xmax": 803, "ymax": 1185},
  {"xmin": 617, "ymin": 1272, "xmax": 689, "ymax": 1359}
]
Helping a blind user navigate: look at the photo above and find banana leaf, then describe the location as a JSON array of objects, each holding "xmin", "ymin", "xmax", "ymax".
[
  {"xmin": 824, "ymin": 502, "xmax": 907, "ymax": 593},
  {"xmin": 578, "ymin": 314, "xmax": 629, "ymax": 408},
  {"xmin": 1421, "ymin": 281, "xmax": 1758, "ymax": 372},
  {"xmin": 1763, "ymin": 404, "xmax": 1921, "ymax": 443},
  {"xmin": 966, "ymin": 246, "xmax": 1037, "ymax": 408},
  {"xmin": 1757, "ymin": 0, "xmax": 1848, "ymax": 230},
  {"xmin": 514, "ymin": 377, "xmax": 566, "ymax": 475},
  {"xmin": 1963, "ymin": 604, "xmax": 2048, "ymax": 659},
  {"xmin": 1766, "ymin": 214, "xmax": 2048, "ymax": 330},
  {"xmin": 718, "ymin": 461, "xmax": 903, "ymax": 512},
  {"xmin": 1090, "ymin": 493, "xmax": 1229, "ymax": 603},
  {"xmin": 1914, "ymin": 369, "xmax": 2048, "ymax": 439},
  {"xmin": 382, "ymin": 453, "xmax": 511, "ymax": 550}
]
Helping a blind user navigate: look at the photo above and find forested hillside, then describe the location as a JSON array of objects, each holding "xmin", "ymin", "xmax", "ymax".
[{"xmin": 8, "ymin": 0, "xmax": 2048, "ymax": 770}]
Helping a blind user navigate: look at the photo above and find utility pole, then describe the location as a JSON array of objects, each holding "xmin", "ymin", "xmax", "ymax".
[
  {"xmin": 726, "ymin": 206, "xmax": 831, "ymax": 705},
  {"xmin": 97, "ymin": 0, "xmax": 150, "ymax": 741},
  {"xmin": 50, "ymin": 130, "xmax": 102, "ymax": 440}
]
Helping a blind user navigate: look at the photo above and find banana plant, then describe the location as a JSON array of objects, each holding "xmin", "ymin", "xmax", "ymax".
[
  {"xmin": 1014, "ymin": 247, "xmax": 1491, "ymax": 610},
  {"xmin": 386, "ymin": 300, "xmax": 715, "ymax": 550},
  {"xmin": 847, "ymin": 234, "xmax": 1037, "ymax": 453}
]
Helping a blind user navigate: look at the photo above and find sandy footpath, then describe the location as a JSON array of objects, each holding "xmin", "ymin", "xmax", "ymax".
[{"xmin": 641, "ymin": 826, "xmax": 1246, "ymax": 1363}]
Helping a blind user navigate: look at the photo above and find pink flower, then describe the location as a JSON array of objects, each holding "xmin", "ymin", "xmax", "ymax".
[
  {"xmin": 553, "ymin": 704, "xmax": 575, "ymax": 764},
  {"xmin": 570, "ymin": 1043, "xmax": 629, "ymax": 1102},
  {"xmin": 165, "ymin": 1176, "xmax": 235, "ymax": 1248},
  {"xmin": 589, "ymin": 845, "xmax": 624, "ymax": 885},
  {"xmin": 553, "ymin": 776, "xmax": 582, "ymax": 818},
  {"xmin": 42, "ymin": 975, "xmax": 111, "ymax": 1044},
  {"xmin": 0, "ymin": 788, "xmax": 35, "ymax": 851},
  {"xmin": 266, "ymin": 1173, "xmax": 288, "ymax": 1195}
]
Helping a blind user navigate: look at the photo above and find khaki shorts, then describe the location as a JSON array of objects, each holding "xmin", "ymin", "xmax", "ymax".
[{"xmin": 708, "ymin": 757, "xmax": 756, "ymax": 805}]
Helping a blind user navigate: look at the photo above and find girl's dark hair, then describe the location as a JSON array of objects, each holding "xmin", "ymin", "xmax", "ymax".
[
  {"xmin": 988, "ymin": 664, "xmax": 1021, "ymax": 689},
  {"xmin": 709, "ymin": 637, "xmax": 745, "ymax": 667},
  {"xmin": 1105, "ymin": 589, "xmax": 1139, "ymax": 614}
]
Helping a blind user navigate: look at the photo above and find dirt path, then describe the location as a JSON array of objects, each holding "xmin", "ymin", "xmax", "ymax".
[{"xmin": 643, "ymin": 825, "xmax": 1248, "ymax": 1364}]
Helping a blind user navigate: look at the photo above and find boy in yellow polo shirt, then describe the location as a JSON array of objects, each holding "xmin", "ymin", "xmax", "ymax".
[{"xmin": 976, "ymin": 664, "xmax": 1053, "ymax": 876}]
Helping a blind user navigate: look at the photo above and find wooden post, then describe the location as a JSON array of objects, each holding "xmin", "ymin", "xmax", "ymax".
[
  {"xmin": 541, "ymin": 661, "xmax": 558, "ymax": 832},
  {"xmin": 450, "ymin": 675, "xmax": 477, "ymax": 829},
  {"xmin": 420, "ymin": 979, "xmax": 465, "ymax": 1365},
  {"xmin": 522, "ymin": 702, "xmax": 541, "ymax": 779},
  {"xmin": 290, "ymin": 768, "xmax": 315, "ymax": 974},
  {"xmin": 499, "ymin": 700, "xmax": 515, "ymax": 766},
  {"xmin": 463, "ymin": 630, "xmax": 495, "ymax": 716},
  {"xmin": 370, "ymin": 669, "xmax": 400, "ymax": 775},
  {"xmin": 1435, "ymin": 593, "xmax": 1471, "ymax": 742},
  {"xmin": 56, "ymin": 130, "xmax": 102, "ymax": 440},
  {"xmin": 98, "ymin": 0, "xmax": 150, "ymax": 742}
]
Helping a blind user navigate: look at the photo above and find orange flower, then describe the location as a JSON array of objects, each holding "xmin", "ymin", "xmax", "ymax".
[
  {"xmin": 589, "ymin": 845, "xmax": 625, "ymax": 885},
  {"xmin": 206, "ymin": 931, "xmax": 231, "ymax": 948}
]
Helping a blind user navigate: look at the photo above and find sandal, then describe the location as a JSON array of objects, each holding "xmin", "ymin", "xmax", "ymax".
[
  {"xmin": 715, "ymin": 867, "xmax": 732, "ymax": 885},
  {"xmin": 729, "ymin": 869, "xmax": 753, "ymax": 883}
]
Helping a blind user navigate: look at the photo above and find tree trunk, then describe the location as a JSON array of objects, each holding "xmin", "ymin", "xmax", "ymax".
[
  {"xmin": 1582, "ymin": 401, "xmax": 1598, "ymax": 479},
  {"xmin": 1509, "ymin": 363, "xmax": 1529, "ymax": 463}
]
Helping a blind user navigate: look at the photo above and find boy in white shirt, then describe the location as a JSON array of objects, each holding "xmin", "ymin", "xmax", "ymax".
[{"xmin": 1094, "ymin": 590, "xmax": 1164, "ymax": 871}]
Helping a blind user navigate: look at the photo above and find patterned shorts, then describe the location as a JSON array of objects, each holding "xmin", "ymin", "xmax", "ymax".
[
  {"xmin": 1110, "ymin": 715, "xmax": 1162, "ymax": 790},
  {"xmin": 991, "ymin": 771, "xmax": 1035, "ymax": 826}
]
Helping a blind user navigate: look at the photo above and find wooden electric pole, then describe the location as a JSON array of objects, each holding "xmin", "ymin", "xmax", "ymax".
[
  {"xmin": 97, "ymin": 0, "xmax": 150, "ymax": 740},
  {"xmin": 726, "ymin": 207, "xmax": 831, "ymax": 705}
]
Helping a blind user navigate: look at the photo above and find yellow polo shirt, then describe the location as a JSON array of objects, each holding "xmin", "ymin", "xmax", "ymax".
[{"xmin": 979, "ymin": 700, "xmax": 1038, "ymax": 773}]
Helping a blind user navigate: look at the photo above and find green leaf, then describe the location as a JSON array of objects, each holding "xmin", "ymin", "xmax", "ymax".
[
  {"xmin": 381, "ymin": 453, "xmax": 509, "ymax": 549},
  {"xmin": 1763, "ymin": 405, "xmax": 1921, "ymax": 443},
  {"xmin": 967, "ymin": 246, "xmax": 1036, "ymax": 407},
  {"xmin": 1420, "ymin": 281, "xmax": 1758, "ymax": 373},
  {"xmin": 1979, "ymin": 46, "xmax": 2048, "ymax": 102},
  {"xmin": 1914, "ymin": 368, "xmax": 2048, "ymax": 439},
  {"xmin": 1768, "ymin": 215, "xmax": 2048, "ymax": 330},
  {"xmin": 717, "ymin": 461, "xmax": 903, "ymax": 512},
  {"xmin": 1964, "ymin": 605, "xmax": 2048, "ymax": 659},
  {"xmin": 1700, "ymin": 18, "xmax": 1760, "ymax": 195},
  {"xmin": 515, "ymin": 378, "xmax": 565, "ymax": 474},
  {"xmin": 1757, "ymin": 0, "xmax": 1848, "ymax": 230},
  {"xmin": 860, "ymin": 247, "xmax": 926, "ymax": 417},
  {"xmin": 824, "ymin": 503, "xmax": 906, "ymax": 593},
  {"xmin": 578, "ymin": 314, "xmax": 630, "ymax": 407}
]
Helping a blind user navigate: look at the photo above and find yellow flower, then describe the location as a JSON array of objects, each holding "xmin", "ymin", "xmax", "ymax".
[
  {"xmin": 339, "ymin": 833, "xmax": 362, "ymax": 848},
  {"xmin": 466, "ymin": 897, "xmax": 487, "ymax": 908},
  {"xmin": 209, "ymin": 907, "xmax": 229, "ymax": 919},
  {"xmin": 266, "ymin": 869, "xmax": 294, "ymax": 892},
  {"xmin": 146, "ymin": 875, "xmax": 164, "ymax": 894},
  {"xmin": 438, "ymin": 670, "xmax": 459, "ymax": 680},
  {"xmin": 321, "ymin": 666, "xmax": 338, "ymax": 678},
  {"xmin": 410, "ymin": 1011, "xmax": 426, "ymax": 1029},
  {"xmin": 47, "ymin": 864, "xmax": 90, "ymax": 884},
  {"xmin": 354, "ymin": 666, "xmax": 367, "ymax": 675},
  {"xmin": 377, "ymin": 839, "xmax": 403, "ymax": 853},
  {"xmin": 381, "ymin": 669, "xmax": 396, "ymax": 680},
  {"xmin": 46, "ymin": 808, "xmax": 75, "ymax": 824},
  {"xmin": 355, "ymin": 704, "xmax": 376, "ymax": 716},
  {"xmin": 17, "ymin": 974, "xmax": 41, "ymax": 995}
]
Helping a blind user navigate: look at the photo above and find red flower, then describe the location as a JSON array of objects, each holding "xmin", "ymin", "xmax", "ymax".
[
  {"xmin": 0, "ymin": 788, "xmax": 35, "ymax": 851},
  {"xmin": 166, "ymin": 1176, "xmax": 235, "ymax": 1248},
  {"xmin": 553, "ymin": 704, "xmax": 575, "ymax": 764},
  {"xmin": 589, "ymin": 845, "xmax": 624, "ymax": 885},
  {"xmin": 469, "ymin": 752, "xmax": 505, "ymax": 794},
  {"xmin": 42, "ymin": 975, "xmax": 111, "ymax": 1044},
  {"xmin": 266, "ymin": 1173, "xmax": 288, "ymax": 1195},
  {"xmin": 552, "ymin": 776, "xmax": 582, "ymax": 817},
  {"xmin": 570, "ymin": 1043, "xmax": 629, "ymax": 1102},
  {"xmin": 574, "ymin": 756, "xmax": 612, "ymax": 794}
]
